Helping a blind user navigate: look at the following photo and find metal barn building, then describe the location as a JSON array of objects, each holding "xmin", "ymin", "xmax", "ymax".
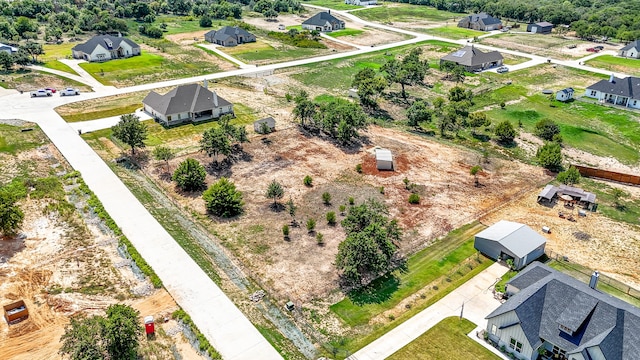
[{"xmin": 474, "ymin": 220, "xmax": 546, "ymax": 270}]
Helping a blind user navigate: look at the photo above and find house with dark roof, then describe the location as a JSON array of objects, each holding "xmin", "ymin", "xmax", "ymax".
[
  {"xmin": 302, "ymin": 11, "xmax": 345, "ymax": 32},
  {"xmin": 486, "ymin": 262, "xmax": 640, "ymax": 360},
  {"xmin": 619, "ymin": 40, "xmax": 640, "ymax": 59},
  {"xmin": 0, "ymin": 42, "xmax": 18, "ymax": 54},
  {"xmin": 204, "ymin": 26, "xmax": 256, "ymax": 47},
  {"xmin": 344, "ymin": 0, "xmax": 377, "ymax": 5},
  {"xmin": 458, "ymin": 13, "xmax": 502, "ymax": 31},
  {"xmin": 142, "ymin": 82, "xmax": 233, "ymax": 127},
  {"xmin": 71, "ymin": 35, "xmax": 140, "ymax": 62},
  {"xmin": 556, "ymin": 87, "xmax": 574, "ymax": 102},
  {"xmin": 527, "ymin": 21, "xmax": 553, "ymax": 34},
  {"xmin": 440, "ymin": 45, "xmax": 503, "ymax": 72},
  {"xmin": 584, "ymin": 75, "xmax": 640, "ymax": 109},
  {"xmin": 474, "ymin": 220, "xmax": 546, "ymax": 270}
]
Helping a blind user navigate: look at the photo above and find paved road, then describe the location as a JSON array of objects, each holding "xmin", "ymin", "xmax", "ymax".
[
  {"xmin": 58, "ymin": 59, "xmax": 117, "ymax": 90},
  {"xmin": 348, "ymin": 263, "xmax": 509, "ymax": 360}
]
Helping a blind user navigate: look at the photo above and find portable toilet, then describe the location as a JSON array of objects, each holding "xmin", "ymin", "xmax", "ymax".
[{"xmin": 144, "ymin": 316, "xmax": 155, "ymax": 335}]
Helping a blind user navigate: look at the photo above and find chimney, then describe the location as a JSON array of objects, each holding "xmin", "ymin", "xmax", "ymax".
[
  {"xmin": 213, "ymin": 91, "xmax": 218, "ymax": 107},
  {"xmin": 203, "ymin": 78, "xmax": 208, "ymax": 89},
  {"xmin": 609, "ymin": 74, "xmax": 615, "ymax": 83},
  {"xmin": 589, "ymin": 271, "xmax": 599, "ymax": 289}
]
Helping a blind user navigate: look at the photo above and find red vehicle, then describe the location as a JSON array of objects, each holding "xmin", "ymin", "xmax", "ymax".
[
  {"xmin": 44, "ymin": 87, "xmax": 57, "ymax": 93},
  {"xmin": 586, "ymin": 48, "xmax": 600, "ymax": 53}
]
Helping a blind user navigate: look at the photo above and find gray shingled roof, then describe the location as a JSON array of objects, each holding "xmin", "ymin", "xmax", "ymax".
[
  {"xmin": 142, "ymin": 84, "xmax": 231, "ymax": 116},
  {"xmin": 441, "ymin": 46, "xmax": 503, "ymax": 67},
  {"xmin": 480, "ymin": 17, "xmax": 502, "ymax": 25},
  {"xmin": 508, "ymin": 265, "xmax": 551, "ymax": 290},
  {"xmin": 586, "ymin": 76, "xmax": 640, "ymax": 100},
  {"xmin": 303, "ymin": 11, "xmax": 344, "ymax": 26},
  {"xmin": 72, "ymin": 35, "xmax": 139, "ymax": 54},
  {"xmin": 487, "ymin": 262, "xmax": 640, "ymax": 359},
  {"xmin": 254, "ymin": 117, "xmax": 275, "ymax": 128},
  {"xmin": 474, "ymin": 220, "xmax": 546, "ymax": 258},
  {"xmin": 465, "ymin": 13, "xmax": 501, "ymax": 25},
  {"xmin": 534, "ymin": 21, "xmax": 554, "ymax": 27},
  {"xmin": 206, "ymin": 26, "xmax": 254, "ymax": 42},
  {"xmin": 620, "ymin": 40, "xmax": 640, "ymax": 51}
]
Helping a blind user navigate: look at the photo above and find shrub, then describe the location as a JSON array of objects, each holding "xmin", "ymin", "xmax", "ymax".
[
  {"xmin": 379, "ymin": 186, "xmax": 384, "ymax": 194},
  {"xmin": 199, "ymin": 15, "xmax": 212, "ymax": 27},
  {"xmin": 494, "ymin": 120, "xmax": 517, "ymax": 144},
  {"xmin": 322, "ymin": 192, "xmax": 331, "ymax": 205},
  {"xmin": 408, "ymin": 193, "xmax": 420, "ymax": 204},
  {"xmin": 282, "ymin": 224, "xmax": 290, "ymax": 238},
  {"xmin": 285, "ymin": 93, "xmax": 292, "ymax": 102},
  {"xmin": 500, "ymin": 101, "xmax": 506, "ymax": 109},
  {"xmin": 534, "ymin": 118, "xmax": 560, "ymax": 141},
  {"xmin": 348, "ymin": 197, "xmax": 355, "ymax": 205},
  {"xmin": 306, "ymin": 218, "xmax": 316, "ymax": 233},
  {"xmin": 303, "ymin": 175, "xmax": 313, "ymax": 187},
  {"xmin": 536, "ymin": 142, "xmax": 563, "ymax": 171},
  {"xmin": 556, "ymin": 166, "xmax": 581, "ymax": 185},
  {"xmin": 316, "ymin": 232, "xmax": 324, "ymax": 245},
  {"xmin": 172, "ymin": 158, "xmax": 206, "ymax": 191},
  {"xmin": 339, "ymin": 205, "xmax": 346, "ymax": 214},
  {"xmin": 355, "ymin": 164, "xmax": 362, "ymax": 173},
  {"xmin": 326, "ymin": 211, "xmax": 336, "ymax": 225},
  {"xmin": 202, "ymin": 178, "xmax": 244, "ymax": 218}
]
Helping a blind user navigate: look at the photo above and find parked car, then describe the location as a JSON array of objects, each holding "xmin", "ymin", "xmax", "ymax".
[
  {"xmin": 586, "ymin": 48, "xmax": 600, "ymax": 53},
  {"xmin": 44, "ymin": 87, "xmax": 57, "ymax": 93},
  {"xmin": 496, "ymin": 66, "xmax": 509, "ymax": 73},
  {"xmin": 60, "ymin": 88, "xmax": 80, "ymax": 96},
  {"xmin": 594, "ymin": 45, "xmax": 604, "ymax": 51},
  {"xmin": 30, "ymin": 89, "xmax": 52, "ymax": 97}
]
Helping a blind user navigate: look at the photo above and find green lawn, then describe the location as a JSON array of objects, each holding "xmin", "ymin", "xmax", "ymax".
[
  {"xmin": 422, "ymin": 25, "xmax": 485, "ymax": 40},
  {"xmin": 220, "ymin": 41, "xmax": 322, "ymax": 63},
  {"xmin": 585, "ymin": 55, "xmax": 640, "ymax": 76},
  {"xmin": 575, "ymin": 178, "xmax": 640, "ymax": 226},
  {"xmin": 42, "ymin": 43, "xmax": 75, "ymax": 62},
  {"xmin": 61, "ymin": 105, "xmax": 141, "ymax": 123},
  {"xmin": 326, "ymin": 29, "xmax": 365, "ymax": 38},
  {"xmin": 388, "ymin": 317, "xmax": 499, "ymax": 360},
  {"xmin": 302, "ymin": 0, "xmax": 361, "ymax": 10},
  {"xmin": 42, "ymin": 60, "xmax": 79, "ymax": 75},
  {"xmin": 355, "ymin": 4, "xmax": 462, "ymax": 23},
  {"xmin": 0, "ymin": 123, "xmax": 47, "ymax": 155},
  {"xmin": 494, "ymin": 270, "xmax": 517, "ymax": 293}
]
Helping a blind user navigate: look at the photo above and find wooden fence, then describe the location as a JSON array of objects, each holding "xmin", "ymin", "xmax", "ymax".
[{"xmin": 572, "ymin": 165, "xmax": 640, "ymax": 186}]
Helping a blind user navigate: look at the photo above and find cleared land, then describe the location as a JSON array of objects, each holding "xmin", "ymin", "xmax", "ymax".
[
  {"xmin": 422, "ymin": 25, "xmax": 485, "ymax": 40},
  {"xmin": 585, "ymin": 54, "xmax": 640, "ymax": 76},
  {"xmin": 219, "ymin": 40, "xmax": 326, "ymax": 64},
  {"xmin": 302, "ymin": 0, "xmax": 361, "ymax": 10},
  {"xmin": 0, "ymin": 69, "xmax": 91, "ymax": 92},
  {"xmin": 354, "ymin": 3, "xmax": 461, "ymax": 25},
  {"xmin": 387, "ymin": 317, "xmax": 499, "ymax": 360}
]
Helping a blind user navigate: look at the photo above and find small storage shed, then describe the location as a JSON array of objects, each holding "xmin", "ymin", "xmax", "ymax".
[
  {"xmin": 474, "ymin": 220, "xmax": 546, "ymax": 270},
  {"xmin": 556, "ymin": 87, "xmax": 574, "ymax": 102},
  {"xmin": 3, "ymin": 300, "xmax": 28, "ymax": 324},
  {"xmin": 375, "ymin": 148, "xmax": 393, "ymax": 170},
  {"xmin": 527, "ymin": 21, "xmax": 553, "ymax": 34},
  {"xmin": 254, "ymin": 117, "xmax": 275, "ymax": 134}
]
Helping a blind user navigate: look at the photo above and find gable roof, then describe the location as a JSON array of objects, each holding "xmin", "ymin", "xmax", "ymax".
[
  {"xmin": 441, "ymin": 45, "xmax": 503, "ymax": 67},
  {"xmin": 72, "ymin": 35, "xmax": 139, "ymax": 54},
  {"xmin": 487, "ymin": 262, "xmax": 640, "ymax": 359},
  {"xmin": 206, "ymin": 26, "xmax": 254, "ymax": 42},
  {"xmin": 0, "ymin": 42, "xmax": 18, "ymax": 52},
  {"xmin": 621, "ymin": 40, "xmax": 640, "ymax": 51},
  {"xmin": 142, "ymin": 84, "xmax": 231, "ymax": 116},
  {"xmin": 480, "ymin": 17, "xmax": 502, "ymax": 25},
  {"xmin": 474, "ymin": 220, "xmax": 546, "ymax": 258},
  {"xmin": 303, "ymin": 11, "xmax": 344, "ymax": 26},
  {"xmin": 533, "ymin": 21, "xmax": 554, "ymax": 27},
  {"xmin": 464, "ymin": 13, "xmax": 501, "ymax": 25},
  {"xmin": 586, "ymin": 76, "xmax": 640, "ymax": 100},
  {"xmin": 254, "ymin": 117, "xmax": 275, "ymax": 128},
  {"xmin": 558, "ymin": 87, "xmax": 574, "ymax": 94}
]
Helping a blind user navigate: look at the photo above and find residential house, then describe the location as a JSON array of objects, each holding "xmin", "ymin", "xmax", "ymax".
[
  {"xmin": 527, "ymin": 21, "xmax": 553, "ymax": 34},
  {"xmin": 302, "ymin": 11, "xmax": 345, "ymax": 32},
  {"xmin": 71, "ymin": 35, "xmax": 140, "ymax": 62},
  {"xmin": 486, "ymin": 262, "xmax": 640, "ymax": 360},
  {"xmin": 142, "ymin": 81, "xmax": 234, "ymax": 127},
  {"xmin": 619, "ymin": 40, "xmax": 640, "ymax": 59},
  {"xmin": 555, "ymin": 87, "xmax": 574, "ymax": 102},
  {"xmin": 344, "ymin": 0, "xmax": 377, "ymax": 5},
  {"xmin": 0, "ymin": 42, "xmax": 18, "ymax": 54},
  {"xmin": 458, "ymin": 13, "xmax": 502, "ymax": 31},
  {"xmin": 440, "ymin": 45, "xmax": 503, "ymax": 72},
  {"xmin": 473, "ymin": 220, "xmax": 546, "ymax": 270},
  {"xmin": 584, "ymin": 75, "xmax": 640, "ymax": 109},
  {"xmin": 204, "ymin": 26, "xmax": 256, "ymax": 47}
]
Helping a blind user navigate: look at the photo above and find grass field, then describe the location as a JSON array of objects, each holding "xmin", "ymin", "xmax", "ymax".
[
  {"xmin": 355, "ymin": 4, "xmax": 462, "ymax": 23},
  {"xmin": 61, "ymin": 105, "xmax": 141, "ymax": 123},
  {"xmin": 387, "ymin": 317, "xmax": 499, "ymax": 360},
  {"xmin": 0, "ymin": 123, "xmax": 47, "ymax": 155},
  {"xmin": 326, "ymin": 29, "xmax": 365, "ymax": 38},
  {"xmin": 302, "ymin": 0, "xmax": 361, "ymax": 10},
  {"xmin": 219, "ymin": 41, "xmax": 321, "ymax": 63},
  {"xmin": 577, "ymin": 178, "xmax": 640, "ymax": 226},
  {"xmin": 42, "ymin": 60, "xmax": 78, "ymax": 75},
  {"xmin": 422, "ymin": 25, "xmax": 484, "ymax": 40},
  {"xmin": 585, "ymin": 55, "xmax": 640, "ymax": 76},
  {"xmin": 42, "ymin": 43, "xmax": 75, "ymax": 62}
]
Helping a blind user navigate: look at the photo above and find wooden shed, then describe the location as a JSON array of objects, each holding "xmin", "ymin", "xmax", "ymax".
[
  {"xmin": 375, "ymin": 148, "xmax": 393, "ymax": 170},
  {"xmin": 3, "ymin": 300, "xmax": 28, "ymax": 324}
]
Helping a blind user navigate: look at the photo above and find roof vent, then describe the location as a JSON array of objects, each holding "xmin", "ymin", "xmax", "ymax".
[
  {"xmin": 589, "ymin": 271, "xmax": 599, "ymax": 289},
  {"xmin": 609, "ymin": 74, "xmax": 615, "ymax": 83}
]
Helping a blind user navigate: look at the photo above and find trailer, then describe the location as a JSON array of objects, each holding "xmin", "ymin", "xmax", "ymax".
[{"xmin": 3, "ymin": 300, "xmax": 29, "ymax": 324}]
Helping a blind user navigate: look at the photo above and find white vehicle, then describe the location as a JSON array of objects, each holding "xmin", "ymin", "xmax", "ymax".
[
  {"xmin": 496, "ymin": 66, "xmax": 509, "ymax": 74},
  {"xmin": 60, "ymin": 88, "xmax": 80, "ymax": 96},
  {"xmin": 30, "ymin": 89, "xmax": 52, "ymax": 97}
]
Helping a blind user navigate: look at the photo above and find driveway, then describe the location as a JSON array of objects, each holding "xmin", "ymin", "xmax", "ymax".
[
  {"xmin": 349, "ymin": 262, "xmax": 509, "ymax": 360},
  {"xmin": 69, "ymin": 108, "xmax": 151, "ymax": 133}
]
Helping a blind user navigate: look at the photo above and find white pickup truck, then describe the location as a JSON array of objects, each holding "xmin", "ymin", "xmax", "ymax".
[
  {"xmin": 30, "ymin": 89, "xmax": 52, "ymax": 97},
  {"xmin": 60, "ymin": 88, "xmax": 80, "ymax": 96}
]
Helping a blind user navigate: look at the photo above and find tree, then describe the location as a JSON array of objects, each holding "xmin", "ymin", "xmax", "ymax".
[
  {"xmin": 13, "ymin": 49, "xmax": 31, "ymax": 68},
  {"xmin": 23, "ymin": 40, "xmax": 43, "ymax": 62},
  {"xmin": 172, "ymin": 158, "xmax": 206, "ymax": 191},
  {"xmin": 406, "ymin": 100, "xmax": 432, "ymax": 128},
  {"xmin": 536, "ymin": 142, "xmax": 563, "ymax": 171},
  {"xmin": 199, "ymin": 15, "xmax": 212, "ymax": 27},
  {"xmin": 326, "ymin": 211, "xmax": 336, "ymax": 225},
  {"xmin": 203, "ymin": 178, "xmax": 244, "ymax": 217},
  {"xmin": 306, "ymin": 218, "xmax": 316, "ymax": 233},
  {"xmin": 0, "ymin": 190, "xmax": 24, "ymax": 237},
  {"xmin": 322, "ymin": 192, "xmax": 331, "ymax": 205},
  {"xmin": 352, "ymin": 68, "xmax": 387, "ymax": 108},
  {"xmin": 534, "ymin": 118, "xmax": 560, "ymax": 141},
  {"xmin": 200, "ymin": 127, "xmax": 231, "ymax": 162},
  {"xmin": 0, "ymin": 51, "xmax": 14, "ymax": 71},
  {"xmin": 494, "ymin": 120, "xmax": 517, "ymax": 144},
  {"xmin": 266, "ymin": 180, "xmax": 284, "ymax": 208},
  {"xmin": 59, "ymin": 315, "xmax": 108, "ymax": 359},
  {"xmin": 556, "ymin": 166, "xmax": 581, "ymax": 185},
  {"xmin": 263, "ymin": 8, "xmax": 278, "ymax": 21},
  {"xmin": 111, "ymin": 114, "xmax": 147, "ymax": 156},
  {"xmin": 470, "ymin": 165, "xmax": 482, "ymax": 187},
  {"xmin": 104, "ymin": 305, "xmax": 141, "ymax": 360},
  {"xmin": 286, "ymin": 197, "xmax": 297, "ymax": 225},
  {"xmin": 468, "ymin": 112, "xmax": 490, "ymax": 135},
  {"xmin": 292, "ymin": 91, "xmax": 316, "ymax": 128},
  {"xmin": 335, "ymin": 199, "xmax": 401, "ymax": 287},
  {"xmin": 152, "ymin": 146, "xmax": 174, "ymax": 172},
  {"xmin": 381, "ymin": 48, "xmax": 429, "ymax": 99}
]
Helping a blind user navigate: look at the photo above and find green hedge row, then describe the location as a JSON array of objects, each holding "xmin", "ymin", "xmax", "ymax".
[
  {"xmin": 173, "ymin": 309, "xmax": 222, "ymax": 359},
  {"xmin": 65, "ymin": 171, "xmax": 162, "ymax": 288}
]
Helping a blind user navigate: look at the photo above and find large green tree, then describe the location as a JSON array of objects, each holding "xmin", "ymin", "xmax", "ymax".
[
  {"xmin": 111, "ymin": 114, "xmax": 148, "ymax": 156},
  {"xmin": 203, "ymin": 177, "xmax": 244, "ymax": 217},
  {"xmin": 494, "ymin": 120, "xmax": 517, "ymax": 144},
  {"xmin": 0, "ymin": 190, "xmax": 24, "ymax": 237},
  {"xmin": 382, "ymin": 48, "xmax": 429, "ymax": 99},
  {"xmin": 406, "ymin": 100, "xmax": 433, "ymax": 128},
  {"xmin": 172, "ymin": 158, "xmax": 207, "ymax": 191},
  {"xmin": 200, "ymin": 127, "xmax": 231, "ymax": 162},
  {"xmin": 536, "ymin": 142, "xmax": 563, "ymax": 171},
  {"xmin": 352, "ymin": 67, "xmax": 388, "ymax": 108},
  {"xmin": 293, "ymin": 90, "xmax": 317, "ymax": 128}
]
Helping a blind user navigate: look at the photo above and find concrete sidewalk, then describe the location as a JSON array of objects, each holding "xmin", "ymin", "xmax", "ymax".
[{"xmin": 349, "ymin": 262, "xmax": 508, "ymax": 360}]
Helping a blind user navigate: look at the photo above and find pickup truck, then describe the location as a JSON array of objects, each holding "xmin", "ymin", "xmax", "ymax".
[
  {"xmin": 30, "ymin": 89, "xmax": 52, "ymax": 97},
  {"xmin": 60, "ymin": 88, "xmax": 80, "ymax": 96}
]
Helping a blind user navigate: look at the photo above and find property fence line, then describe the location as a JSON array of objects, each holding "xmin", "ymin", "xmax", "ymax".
[
  {"xmin": 572, "ymin": 164, "xmax": 640, "ymax": 186},
  {"xmin": 546, "ymin": 250, "xmax": 640, "ymax": 301}
]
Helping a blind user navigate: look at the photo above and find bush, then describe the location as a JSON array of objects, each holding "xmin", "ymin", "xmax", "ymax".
[
  {"xmin": 494, "ymin": 120, "xmax": 517, "ymax": 144},
  {"xmin": 282, "ymin": 224, "xmax": 290, "ymax": 238},
  {"xmin": 536, "ymin": 142, "xmax": 563, "ymax": 171},
  {"xmin": 303, "ymin": 175, "xmax": 313, "ymax": 187},
  {"xmin": 534, "ymin": 118, "xmax": 560, "ymax": 141},
  {"xmin": 199, "ymin": 15, "xmax": 212, "ymax": 27},
  {"xmin": 355, "ymin": 164, "xmax": 362, "ymax": 173},
  {"xmin": 322, "ymin": 192, "xmax": 331, "ymax": 205},
  {"xmin": 306, "ymin": 218, "xmax": 316, "ymax": 233},
  {"xmin": 172, "ymin": 158, "xmax": 206, "ymax": 192},
  {"xmin": 316, "ymin": 232, "xmax": 324, "ymax": 245},
  {"xmin": 339, "ymin": 205, "xmax": 346, "ymax": 214},
  {"xmin": 326, "ymin": 211, "xmax": 336, "ymax": 225},
  {"xmin": 556, "ymin": 166, "xmax": 581, "ymax": 185},
  {"xmin": 348, "ymin": 197, "xmax": 355, "ymax": 205},
  {"xmin": 500, "ymin": 101, "xmax": 506, "ymax": 109},
  {"xmin": 202, "ymin": 178, "xmax": 244, "ymax": 218},
  {"xmin": 408, "ymin": 193, "xmax": 420, "ymax": 204}
]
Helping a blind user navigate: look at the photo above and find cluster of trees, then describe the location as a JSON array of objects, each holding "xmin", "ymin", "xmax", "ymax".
[
  {"xmin": 252, "ymin": 0, "xmax": 302, "ymax": 20},
  {"xmin": 335, "ymin": 199, "xmax": 402, "ymax": 288},
  {"xmin": 200, "ymin": 115, "xmax": 247, "ymax": 163},
  {"xmin": 268, "ymin": 28, "xmax": 325, "ymax": 48},
  {"xmin": 293, "ymin": 91, "xmax": 368, "ymax": 145}
]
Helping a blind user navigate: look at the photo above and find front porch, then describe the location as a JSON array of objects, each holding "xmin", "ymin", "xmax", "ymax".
[{"xmin": 535, "ymin": 341, "xmax": 568, "ymax": 360}]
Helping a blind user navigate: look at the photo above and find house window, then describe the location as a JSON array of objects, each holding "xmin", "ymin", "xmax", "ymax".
[
  {"xmin": 559, "ymin": 324, "xmax": 573, "ymax": 335},
  {"xmin": 167, "ymin": 116, "xmax": 172, "ymax": 121},
  {"xmin": 553, "ymin": 345, "xmax": 566, "ymax": 357},
  {"xmin": 491, "ymin": 324, "xmax": 497, "ymax": 335},
  {"xmin": 509, "ymin": 338, "xmax": 523, "ymax": 353},
  {"xmin": 178, "ymin": 114, "xmax": 181, "ymax": 120},
  {"xmin": 590, "ymin": 90, "xmax": 597, "ymax": 96}
]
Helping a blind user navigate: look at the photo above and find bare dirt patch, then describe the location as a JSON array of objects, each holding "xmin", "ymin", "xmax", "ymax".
[{"xmin": 480, "ymin": 33, "xmax": 619, "ymax": 60}]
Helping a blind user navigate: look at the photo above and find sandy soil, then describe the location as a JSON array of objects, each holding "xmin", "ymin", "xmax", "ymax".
[{"xmin": 481, "ymin": 33, "xmax": 620, "ymax": 60}]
